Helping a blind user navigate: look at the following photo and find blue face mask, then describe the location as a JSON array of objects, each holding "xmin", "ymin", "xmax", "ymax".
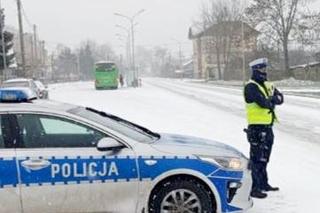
[{"xmin": 252, "ymin": 69, "xmax": 267, "ymax": 83}]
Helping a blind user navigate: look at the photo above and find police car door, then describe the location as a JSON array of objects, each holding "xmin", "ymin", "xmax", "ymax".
[
  {"xmin": 0, "ymin": 114, "xmax": 22, "ymax": 212},
  {"xmin": 14, "ymin": 113, "xmax": 139, "ymax": 213}
]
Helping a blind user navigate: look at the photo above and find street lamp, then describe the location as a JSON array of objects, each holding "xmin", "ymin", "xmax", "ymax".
[
  {"xmin": 114, "ymin": 9, "xmax": 145, "ymax": 82},
  {"xmin": 116, "ymin": 34, "xmax": 131, "ymax": 66},
  {"xmin": 115, "ymin": 24, "xmax": 132, "ymax": 75},
  {"xmin": 171, "ymin": 38, "xmax": 183, "ymax": 71}
]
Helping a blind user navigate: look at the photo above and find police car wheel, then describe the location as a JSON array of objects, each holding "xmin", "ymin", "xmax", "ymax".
[{"xmin": 149, "ymin": 178, "xmax": 214, "ymax": 213}]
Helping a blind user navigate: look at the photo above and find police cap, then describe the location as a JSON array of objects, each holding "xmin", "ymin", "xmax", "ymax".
[{"xmin": 249, "ymin": 58, "xmax": 268, "ymax": 70}]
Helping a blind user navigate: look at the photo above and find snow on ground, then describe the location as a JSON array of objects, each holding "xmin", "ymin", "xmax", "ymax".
[
  {"xmin": 50, "ymin": 79, "xmax": 320, "ymax": 213},
  {"xmin": 189, "ymin": 77, "xmax": 320, "ymax": 88},
  {"xmin": 188, "ymin": 78, "xmax": 320, "ymax": 98}
]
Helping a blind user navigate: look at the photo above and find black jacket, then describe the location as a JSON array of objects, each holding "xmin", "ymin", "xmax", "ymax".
[{"xmin": 244, "ymin": 72, "xmax": 284, "ymax": 125}]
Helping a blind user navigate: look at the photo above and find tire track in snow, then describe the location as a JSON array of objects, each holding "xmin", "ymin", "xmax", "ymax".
[{"xmin": 145, "ymin": 78, "xmax": 320, "ymax": 145}]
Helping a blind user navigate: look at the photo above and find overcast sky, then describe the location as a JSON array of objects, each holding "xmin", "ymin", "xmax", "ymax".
[
  {"xmin": 2, "ymin": 0, "xmax": 320, "ymax": 57},
  {"xmin": 2, "ymin": 0, "xmax": 201, "ymax": 57}
]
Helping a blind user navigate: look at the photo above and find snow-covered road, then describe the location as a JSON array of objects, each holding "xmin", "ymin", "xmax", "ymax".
[{"xmin": 50, "ymin": 79, "xmax": 320, "ymax": 213}]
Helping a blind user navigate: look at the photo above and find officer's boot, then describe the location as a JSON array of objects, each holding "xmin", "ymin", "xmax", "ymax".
[
  {"xmin": 250, "ymin": 190, "xmax": 268, "ymax": 199},
  {"xmin": 264, "ymin": 184, "xmax": 280, "ymax": 191}
]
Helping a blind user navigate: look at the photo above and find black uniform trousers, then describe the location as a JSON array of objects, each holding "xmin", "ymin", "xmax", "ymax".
[{"xmin": 246, "ymin": 125, "xmax": 274, "ymax": 191}]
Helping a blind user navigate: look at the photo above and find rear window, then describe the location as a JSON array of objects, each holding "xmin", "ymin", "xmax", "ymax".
[
  {"xmin": 95, "ymin": 63, "xmax": 116, "ymax": 71},
  {"xmin": 35, "ymin": 81, "xmax": 45, "ymax": 90}
]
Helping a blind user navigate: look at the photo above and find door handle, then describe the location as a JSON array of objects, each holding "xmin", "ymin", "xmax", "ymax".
[
  {"xmin": 21, "ymin": 159, "xmax": 51, "ymax": 171},
  {"xmin": 144, "ymin": 160, "xmax": 158, "ymax": 166}
]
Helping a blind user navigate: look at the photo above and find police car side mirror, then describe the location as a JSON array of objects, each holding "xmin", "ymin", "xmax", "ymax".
[{"xmin": 97, "ymin": 138, "xmax": 126, "ymax": 152}]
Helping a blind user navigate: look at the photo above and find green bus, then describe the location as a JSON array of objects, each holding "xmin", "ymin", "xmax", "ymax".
[{"xmin": 94, "ymin": 61, "xmax": 119, "ymax": 90}]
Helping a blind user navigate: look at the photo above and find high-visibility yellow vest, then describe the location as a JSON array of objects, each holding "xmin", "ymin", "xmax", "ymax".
[{"xmin": 245, "ymin": 80, "xmax": 277, "ymax": 125}]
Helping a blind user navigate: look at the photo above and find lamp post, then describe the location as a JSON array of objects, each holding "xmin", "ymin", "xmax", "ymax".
[
  {"xmin": 171, "ymin": 38, "xmax": 183, "ymax": 71},
  {"xmin": 115, "ymin": 24, "xmax": 132, "ymax": 69},
  {"xmin": 114, "ymin": 9, "xmax": 145, "ymax": 82}
]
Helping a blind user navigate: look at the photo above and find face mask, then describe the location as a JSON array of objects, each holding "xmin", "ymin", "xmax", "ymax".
[{"xmin": 252, "ymin": 69, "xmax": 267, "ymax": 82}]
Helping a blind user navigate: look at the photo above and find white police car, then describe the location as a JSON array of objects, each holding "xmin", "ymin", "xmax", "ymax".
[{"xmin": 0, "ymin": 89, "xmax": 253, "ymax": 213}]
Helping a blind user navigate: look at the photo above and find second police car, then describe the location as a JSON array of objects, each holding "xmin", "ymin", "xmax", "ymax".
[{"xmin": 0, "ymin": 89, "xmax": 253, "ymax": 213}]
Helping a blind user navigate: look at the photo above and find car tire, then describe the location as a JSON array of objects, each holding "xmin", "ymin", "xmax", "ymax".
[{"xmin": 149, "ymin": 178, "xmax": 215, "ymax": 213}]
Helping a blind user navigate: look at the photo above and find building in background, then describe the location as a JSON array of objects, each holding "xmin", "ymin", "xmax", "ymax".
[{"xmin": 189, "ymin": 21, "xmax": 259, "ymax": 80}]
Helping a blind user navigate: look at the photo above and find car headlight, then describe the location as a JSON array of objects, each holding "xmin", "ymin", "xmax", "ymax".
[{"xmin": 197, "ymin": 155, "xmax": 244, "ymax": 170}]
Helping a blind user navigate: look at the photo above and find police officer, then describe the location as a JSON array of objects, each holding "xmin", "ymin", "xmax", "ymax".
[{"xmin": 244, "ymin": 58, "xmax": 284, "ymax": 199}]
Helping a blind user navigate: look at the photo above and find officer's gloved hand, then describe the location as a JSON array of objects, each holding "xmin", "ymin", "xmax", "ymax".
[
  {"xmin": 271, "ymin": 93, "xmax": 284, "ymax": 105},
  {"xmin": 267, "ymin": 97, "xmax": 275, "ymax": 111}
]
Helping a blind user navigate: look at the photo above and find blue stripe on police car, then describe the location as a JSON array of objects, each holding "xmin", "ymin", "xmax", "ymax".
[{"xmin": 18, "ymin": 156, "xmax": 138, "ymax": 186}]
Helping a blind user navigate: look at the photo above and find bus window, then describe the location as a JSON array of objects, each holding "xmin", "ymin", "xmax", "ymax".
[{"xmin": 96, "ymin": 63, "xmax": 115, "ymax": 71}]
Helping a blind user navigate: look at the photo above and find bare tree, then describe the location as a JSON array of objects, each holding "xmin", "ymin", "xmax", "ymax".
[
  {"xmin": 95, "ymin": 43, "xmax": 116, "ymax": 61},
  {"xmin": 53, "ymin": 46, "xmax": 78, "ymax": 81},
  {"xmin": 198, "ymin": 0, "xmax": 244, "ymax": 80},
  {"xmin": 294, "ymin": 11, "xmax": 320, "ymax": 51},
  {"xmin": 246, "ymin": 0, "xmax": 307, "ymax": 77}
]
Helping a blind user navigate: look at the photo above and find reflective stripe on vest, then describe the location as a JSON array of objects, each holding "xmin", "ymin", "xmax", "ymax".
[{"xmin": 245, "ymin": 80, "xmax": 277, "ymax": 125}]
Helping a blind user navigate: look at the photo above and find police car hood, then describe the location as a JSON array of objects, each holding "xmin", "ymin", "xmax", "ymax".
[{"xmin": 151, "ymin": 133, "xmax": 244, "ymax": 158}]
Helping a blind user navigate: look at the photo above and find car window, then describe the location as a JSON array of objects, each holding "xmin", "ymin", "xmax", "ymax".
[
  {"xmin": 0, "ymin": 114, "xmax": 19, "ymax": 148},
  {"xmin": 35, "ymin": 81, "xmax": 45, "ymax": 90},
  {"xmin": 0, "ymin": 115, "xmax": 4, "ymax": 148},
  {"xmin": 30, "ymin": 82, "xmax": 38, "ymax": 91},
  {"xmin": 40, "ymin": 117, "xmax": 89, "ymax": 134},
  {"xmin": 16, "ymin": 114, "xmax": 108, "ymax": 148}
]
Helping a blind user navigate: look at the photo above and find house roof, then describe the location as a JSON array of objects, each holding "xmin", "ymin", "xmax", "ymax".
[
  {"xmin": 189, "ymin": 21, "xmax": 260, "ymax": 40},
  {"xmin": 290, "ymin": 61, "xmax": 320, "ymax": 70}
]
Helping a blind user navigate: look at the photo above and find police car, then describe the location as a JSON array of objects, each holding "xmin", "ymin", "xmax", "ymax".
[{"xmin": 0, "ymin": 89, "xmax": 253, "ymax": 213}]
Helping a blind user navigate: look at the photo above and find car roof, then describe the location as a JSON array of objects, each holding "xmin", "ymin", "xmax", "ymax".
[
  {"xmin": 95, "ymin": 61, "xmax": 115, "ymax": 64},
  {"xmin": 0, "ymin": 100, "xmax": 78, "ymax": 113},
  {"xmin": 4, "ymin": 78, "xmax": 32, "ymax": 83}
]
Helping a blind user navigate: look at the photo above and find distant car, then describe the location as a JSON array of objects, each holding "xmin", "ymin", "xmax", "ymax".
[
  {"xmin": 34, "ymin": 80, "xmax": 49, "ymax": 99},
  {"xmin": 0, "ymin": 89, "xmax": 253, "ymax": 213},
  {"xmin": 1, "ymin": 78, "xmax": 39, "ymax": 98}
]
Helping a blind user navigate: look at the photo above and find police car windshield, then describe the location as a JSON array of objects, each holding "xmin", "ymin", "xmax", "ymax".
[{"xmin": 69, "ymin": 107, "xmax": 160, "ymax": 143}]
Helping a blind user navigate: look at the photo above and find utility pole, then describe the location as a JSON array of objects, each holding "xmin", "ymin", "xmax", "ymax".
[
  {"xmin": 33, "ymin": 24, "xmax": 38, "ymax": 64},
  {"xmin": 130, "ymin": 21, "xmax": 135, "ymax": 79},
  {"xmin": 114, "ymin": 9, "xmax": 145, "ymax": 85},
  {"xmin": 41, "ymin": 40, "xmax": 45, "ymax": 65},
  {"xmin": 0, "ymin": 0, "xmax": 7, "ymax": 79},
  {"xmin": 115, "ymin": 25, "xmax": 131, "ymax": 70},
  {"xmin": 17, "ymin": 0, "xmax": 26, "ymax": 76},
  {"xmin": 241, "ymin": 19, "xmax": 246, "ymax": 86},
  {"xmin": 30, "ymin": 35, "xmax": 34, "ymax": 70}
]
